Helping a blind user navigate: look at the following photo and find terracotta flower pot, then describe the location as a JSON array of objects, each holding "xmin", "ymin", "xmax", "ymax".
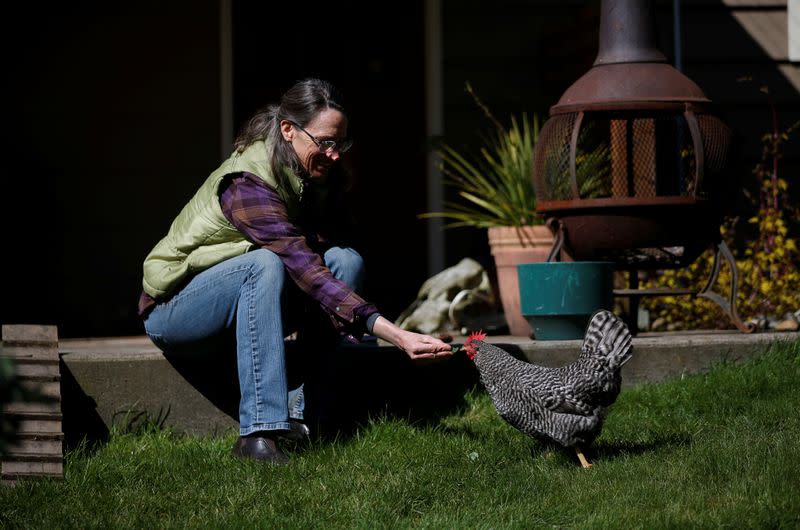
[{"xmin": 488, "ymin": 225, "xmax": 555, "ymax": 337}]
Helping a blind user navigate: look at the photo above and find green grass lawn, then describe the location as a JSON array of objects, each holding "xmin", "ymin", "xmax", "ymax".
[{"xmin": 2, "ymin": 339, "xmax": 799, "ymax": 529}]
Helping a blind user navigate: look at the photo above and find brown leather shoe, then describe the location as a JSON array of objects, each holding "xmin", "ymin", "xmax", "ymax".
[
  {"xmin": 277, "ymin": 420, "xmax": 311, "ymax": 444},
  {"xmin": 231, "ymin": 435, "xmax": 289, "ymax": 464}
]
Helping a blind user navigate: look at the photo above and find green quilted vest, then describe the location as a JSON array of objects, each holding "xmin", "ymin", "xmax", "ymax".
[{"xmin": 142, "ymin": 140, "xmax": 304, "ymax": 299}]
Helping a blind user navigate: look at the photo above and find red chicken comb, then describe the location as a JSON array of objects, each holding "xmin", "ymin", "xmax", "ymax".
[{"xmin": 463, "ymin": 330, "xmax": 487, "ymax": 360}]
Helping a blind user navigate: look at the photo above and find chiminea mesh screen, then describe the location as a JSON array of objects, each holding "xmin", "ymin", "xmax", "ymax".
[{"xmin": 533, "ymin": 109, "xmax": 732, "ymax": 203}]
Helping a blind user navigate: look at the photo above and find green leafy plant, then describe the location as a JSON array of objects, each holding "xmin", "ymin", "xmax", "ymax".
[
  {"xmin": 420, "ymin": 84, "xmax": 613, "ymax": 229},
  {"xmin": 419, "ymin": 83, "xmax": 542, "ymax": 228}
]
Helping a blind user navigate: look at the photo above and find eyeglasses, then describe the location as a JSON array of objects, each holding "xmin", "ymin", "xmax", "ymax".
[{"xmin": 289, "ymin": 121, "xmax": 353, "ymax": 154}]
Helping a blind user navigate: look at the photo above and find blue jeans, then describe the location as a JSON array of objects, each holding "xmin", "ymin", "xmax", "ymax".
[{"xmin": 143, "ymin": 246, "xmax": 365, "ymax": 436}]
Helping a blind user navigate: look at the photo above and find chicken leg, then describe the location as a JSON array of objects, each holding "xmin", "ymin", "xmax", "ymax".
[{"xmin": 576, "ymin": 447, "xmax": 593, "ymax": 469}]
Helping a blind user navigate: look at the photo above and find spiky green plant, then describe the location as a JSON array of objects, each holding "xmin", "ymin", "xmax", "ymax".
[
  {"xmin": 419, "ymin": 83, "xmax": 542, "ymax": 228},
  {"xmin": 544, "ymin": 120, "xmax": 612, "ymax": 201}
]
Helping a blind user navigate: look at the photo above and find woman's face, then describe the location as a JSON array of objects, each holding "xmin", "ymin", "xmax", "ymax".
[{"xmin": 281, "ymin": 108, "xmax": 349, "ymax": 181}]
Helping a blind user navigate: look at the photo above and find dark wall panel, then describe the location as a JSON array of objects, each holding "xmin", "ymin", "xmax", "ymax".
[
  {"xmin": 3, "ymin": 3, "xmax": 221, "ymax": 337},
  {"xmin": 232, "ymin": 1, "xmax": 428, "ymax": 321}
]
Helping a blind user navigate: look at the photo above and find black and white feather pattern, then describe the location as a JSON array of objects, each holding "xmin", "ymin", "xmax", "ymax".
[{"xmin": 471, "ymin": 309, "xmax": 633, "ymax": 448}]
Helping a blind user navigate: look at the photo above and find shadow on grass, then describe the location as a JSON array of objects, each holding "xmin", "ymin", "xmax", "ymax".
[
  {"xmin": 589, "ymin": 433, "xmax": 692, "ymax": 461},
  {"xmin": 302, "ymin": 344, "xmax": 481, "ymax": 442}
]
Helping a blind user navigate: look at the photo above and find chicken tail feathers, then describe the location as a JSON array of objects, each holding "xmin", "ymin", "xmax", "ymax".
[{"xmin": 581, "ymin": 309, "xmax": 633, "ymax": 368}]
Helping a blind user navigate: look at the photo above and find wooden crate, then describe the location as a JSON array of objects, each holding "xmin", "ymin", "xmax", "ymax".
[{"xmin": 1, "ymin": 324, "xmax": 63, "ymax": 485}]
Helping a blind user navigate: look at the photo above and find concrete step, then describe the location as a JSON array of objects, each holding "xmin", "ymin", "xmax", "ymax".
[
  {"xmin": 482, "ymin": 329, "xmax": 795, "ymax": 386},
  {"xmin": 56, "ymin": 330, "xmax": 798, "ymax": 444}
]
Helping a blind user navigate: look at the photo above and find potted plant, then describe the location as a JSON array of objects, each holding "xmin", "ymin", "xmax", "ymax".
[{"xmin": 420, "ymin": 83, "xmax": 553, "ymax": 337}]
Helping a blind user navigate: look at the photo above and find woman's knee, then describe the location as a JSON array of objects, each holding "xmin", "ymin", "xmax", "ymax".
[
  {"xmin": 246, "ymin": 249, "xmax": 285, "ymax": 285},
  {"xmin": 324, "ymin": 246, "xmax": 365, "ymax": 288}
]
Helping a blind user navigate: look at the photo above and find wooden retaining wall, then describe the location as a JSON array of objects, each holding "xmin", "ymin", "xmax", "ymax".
[{"xmin": 1, "ymin": 325, "xmax": 64, "ymax": 485}]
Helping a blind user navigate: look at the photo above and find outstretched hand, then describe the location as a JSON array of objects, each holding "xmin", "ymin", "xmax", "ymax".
[
  {"xmin": 397, "ymin": 330, "xmax": 454, "ymax": 362},
  {"xmin": 371, "ymin": 316, "xmax": 453, "ymax": 363}
]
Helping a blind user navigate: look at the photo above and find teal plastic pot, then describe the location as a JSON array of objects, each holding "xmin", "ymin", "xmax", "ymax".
[{"xmin": 517, "ymin": 261, "xmax": 615, "ymax": 340}]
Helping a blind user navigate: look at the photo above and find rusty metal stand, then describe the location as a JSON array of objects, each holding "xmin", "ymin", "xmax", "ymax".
[
  {"xmin": 613, "ymin": 240, "xmax": 755, "ymax": 334},
  {"xmin": 695, "ymin": 240, "xmax": 756, "ymax": 333},
  {"xmin": 547, "ymin": 219, "xmax": 755, "ymax": 334}
]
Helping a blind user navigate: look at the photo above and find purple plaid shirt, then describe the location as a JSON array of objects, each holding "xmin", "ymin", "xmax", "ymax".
[{"xmin": 139, "ymin": 172, "xmax": 379, "ymax": 335}]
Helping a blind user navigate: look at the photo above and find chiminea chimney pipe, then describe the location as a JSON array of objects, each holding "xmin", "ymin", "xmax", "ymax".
[
  {"xmin": 594, "ymin": 0, "xmax": 667, "ymax": 65},
  {"xmin": 551, "ymin": 0, "xmax": 709, "ymax": 113}
]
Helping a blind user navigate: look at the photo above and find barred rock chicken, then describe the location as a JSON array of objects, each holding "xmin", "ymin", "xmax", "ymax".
[{"xmin": 463, "ymin": 309, "xmax": 633, "ymax": 468}]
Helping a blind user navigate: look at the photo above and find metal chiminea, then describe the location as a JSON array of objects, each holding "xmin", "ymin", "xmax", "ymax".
[{"xmin": 532, "ymin": 0, "xmax": 753, "ymax": 333}]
